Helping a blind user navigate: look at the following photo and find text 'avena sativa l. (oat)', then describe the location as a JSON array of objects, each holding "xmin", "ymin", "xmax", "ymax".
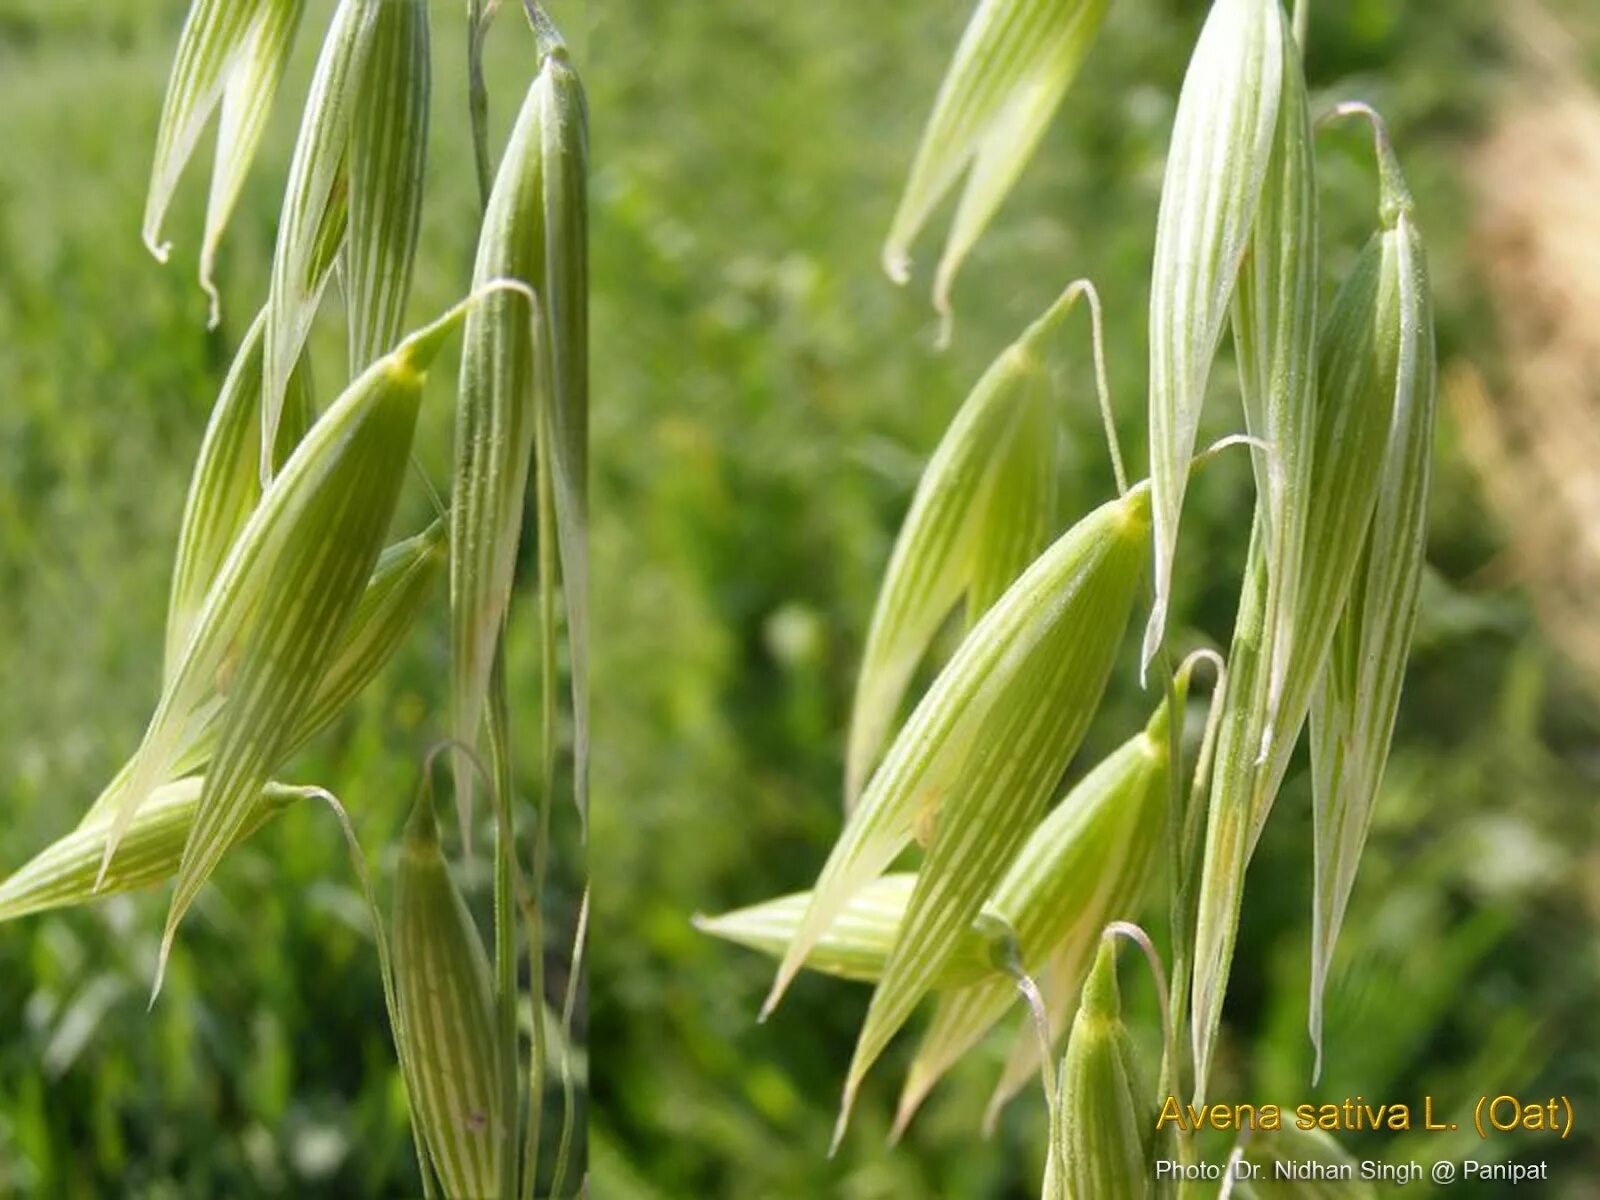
[{"xmin": 883, "ymin": 0, "xmax": 1112, "ymax": 328}]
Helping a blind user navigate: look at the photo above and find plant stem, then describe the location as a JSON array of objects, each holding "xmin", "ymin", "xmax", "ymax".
[
  {"xmin": 521, "ymin": 383, "xmax": 560, "ymax": 1196},
  {"xmin": 548, "ymin": 887, "xmax": 588, "ymax": 1198},
  {"xmin": 487, "ymin": 663, "xmax": 520, "ymax": 1200},
  {"xmin": 1292, "ymin": 0, "xmax": 1309, "ymax": 49},
  {"xmin": 467, "ymin": 11, "xmax": 518, "ymax": 1193},
  {"xmin": 468, "ymin": 0, "xmax": 494, "ymax": 209},
  {"xmin": 309, "ymin": 786, "xmax": 440, "ymax": 1200}
]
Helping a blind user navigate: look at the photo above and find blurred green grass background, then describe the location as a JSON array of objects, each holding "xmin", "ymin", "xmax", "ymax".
[
  {"xmin": 0, "ymin": 1, "xmax": 585, "ymax": 1196},
  {"xmin": 586, "ymin": 1, "xmax": 1600, "ymax": 1197}
]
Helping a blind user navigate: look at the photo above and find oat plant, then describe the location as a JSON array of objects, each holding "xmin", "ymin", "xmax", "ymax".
[
  {"xmin": 700, "ymin": 0, "xmax": 1437, "ymax": 1193},
  {"xmin": 2, "ymin": 1, "xmax": 588, "ymax": 1195}
]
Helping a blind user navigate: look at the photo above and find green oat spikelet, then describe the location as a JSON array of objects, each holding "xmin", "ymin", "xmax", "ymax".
[
  {"xmin": 293, "ymin": 520, "xmax": 448, "ymax": 749},
  {"xmin": 393, "ymin": 782, "xmax": 503, "ymax": 1199},
  {"xmin": 883, "ymin": 0, "xmax": 1111, "ymax": 325},
  {"xmin": 200, "ymin": 0, "xmax": 306, "ymax": 322},
  {"xmin": 1230, "ymin": 9, "xmax": 1317, "ymax": 755},
  {"xmin": 764, "ymin": 488, "xmax": 1148, "ymax": 1027},
  {"xmin": 692, "ymin": 875, "xmax": 993, "ymax": 988},
  {"xmin": 1308, "ymin": 110, "xmax": 1435, "ymax": 1076},
  {"xmin": 766, "ymin": 487, "xmax": 1148, "ymax": 1146},
  {"xmin": 1191, "ymin": 155, "xmax": 1424, "ymax": 1100},
  {"xmin": 1046, "ymin": 938, "xmax": 1152, "ymax": 1200},
  {"xmin": 82, "ymin": 521, "xmax": 445, "ymax": 830},
  {"xmin": 261, "ymin": 0, "xmax": 381, "ymax": 482},
  {"xmin": 845, "ymin": 285, "xmax": 1103, "ymax": 808},
  {"xmin": 143, "ymin": 0, "xmax": 270, "ymax": 263},
  {"xmin": 0, "ymin": 780, "xmax": 302, "ymax": 922},
  {"xmin": 452, "ymin": 34, "xmax": 590, "ymax": 832},
  {"xmin": 893, "ymin": 694, "xmax": 1173, "ymax": 1137},
  {"xmin": 163, "ymin": 309, "xmax": 312, "ymax": 681},
  {"xmin": 1143, "ymin": 0, "xmax": 1283, "ymax": 677},
  {"xmin": 105, "ymin": 303, "xmax": 473, "ymax": 993}
]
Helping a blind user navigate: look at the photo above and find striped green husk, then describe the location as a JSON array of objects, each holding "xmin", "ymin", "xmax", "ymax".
[
  {"xmin": 452, "ymin": 76, "xmax": 545, "ymax": 833},
  {"xmin": 451, "ymin": 43, "xmax": 591, "ymax": 826},
  {"xmin": 393, "ymin": 791, "xmax": 502, "ymax": 1199},
  {"xmin": 845, "ymin": 291, "xmax": 1072, "ymax": 807},
  {"xmin": 262, "ymin": 0, "xmax": 380, "ymax": 483},
  {"xmin": 1231, "ymin": 13, "xmax": 1316, "ymax": 752},
  {"xmin": 346, "ymin": 0, "xmax": 430, "ymax": 371},
  {"xmin": 1143, "ymin": 0, "xmax": 1283, "ymax": 676},
  {"xmin": 931, "ymin": 17, "xmax": 1103, "ymax": 323},
  {"xmin": 1309, "ymin": 142, "xmax": 1435, "ymax": 1072},
  {"xmin": 201, "ymin": 0, "xmax": 306, "ymax": 322},
  {"xmin": 1191, "ymin": 209, "xmax": 1418, "ymax": 1102},
  {"xmin": 883, "ymin": 0, "xmax": 1110, "ymax": 318},
  {"xmin": 765, "ymin": 488, "xmax": 1148, "ymax": 1031},
  {"xmin": 694, "ymin": 875, "xmax": 994, "ymax": 987},
  {"xmin": 541, "ymin": 48, "xmax": 591, "ymax": 827},
  {"xmin": 894, "ymin": 697, "xmax": 1170, "ymax": 1135},
  {"xmin": 154, "ymin": 319, "xmax": 459, "ymax": 981},
  {"xmin": 1048, "ymin": 939, "xmax": 1151, "ymax": 1200},
  {"xmin": 105, "ymin": 305, "xmax": 469, "ymax": 989},
  {"xmin": 143, "ymin": 0, "xmax": 269, "ymax": 262},
  {"xmin": 163, "ymin": 309, "xmax": 312, "ymax": 681},
  {"xmin": 0, "ymin": 780, "xmax": 300, "ymax": 922},
  {"xmin": 291, "ymin": 519, "xmax": 448, "ymax": 749},
  {"xmin": 82, "ymin": 521, "xmax": 445, "ymax": 831},
  {"xmin": 814, "ymin": 489, "xmax": 1148, "ymax": 1140}
]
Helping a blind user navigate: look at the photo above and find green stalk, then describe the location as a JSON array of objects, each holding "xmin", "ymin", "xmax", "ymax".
[
  {"xmin": 1156, "ymin": 650, "xmax": 1193, "ymax": 1197},
  {"xmin": 521, "ymin": 381, "xmax": 559, "ymax": 1194},
  {"xmin": 548, "ymin": 887, "xmax": 588, "ymax": 1198},
  {"xmin": 312, "ymin": 786, "xmax": 440, "ymax": 1200},
  {"xmin": 488, "ymin": 663, "xmax": 520, "ymax": 1200},
  {"xmin": 467, "ymin": 0, "xmax": 493, "ymax": 208},
  {"xmin": 466, "ymin": 18, "xmax": 517, "ymax": 1194}
]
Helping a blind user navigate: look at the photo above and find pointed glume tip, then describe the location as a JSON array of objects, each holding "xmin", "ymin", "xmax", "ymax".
[
  {"xmin": 882, "ymin": 246, "xmax": 912, "ymax": 286},
  {"xmin": 829, "ymin": 1083, "xmax": 859, "ymax": 1158},
  {"xmin": 143, "ymin": 232, "xmax": 172, "ymax": 264}
]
